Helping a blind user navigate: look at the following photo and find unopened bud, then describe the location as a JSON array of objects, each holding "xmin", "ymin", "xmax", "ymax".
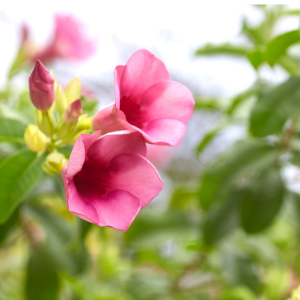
[
  {"xmin": 64, "ymin": 76, "xmax": 81, "ymax": 104},
  {"xmin": 55, "ymin": 85, "xmax": 67, "ymax": 115},
  {"xmin": 43, "ymin": 152, "xmax": 68, "ymax": 175},
  {"xmin": 29, "ymin": 60, "xmax": 55, "ymax": 111},
  {"xmin": 24, "ymin": 124, "xmax": 47, "ymax": 152},
  {"xmin": 63, "ymin": 99, "xmax": 82, "ymax": 124}
]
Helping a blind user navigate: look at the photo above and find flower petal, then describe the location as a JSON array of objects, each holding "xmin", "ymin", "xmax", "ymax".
[
  {"xmin": 109, "ymin": 153, "xmax": 164, "ymax": 208},
  {"xmin": 91, "ymin": 103, "xmax": 129, "ymax": 134},
  {"xmin": 142, "ymin": 118, "xmax": 187, "ymax": 146},
  {"xmin": 87, "ymin": 131, "xmax": 147, "ymax": 164},
  {"xmin": 114, "ymin": 65, "xmax": 125, "ymax": 109},
  {"xmin": 120, "ymin": 49, "xmax": 169, "ymax": 106},
  {"xmin": 66, "ymin": 179, "xmax": 99, "ymax": 224},
  {"xmin": 66, "ymin": 131, "xmax": 100, "ymax": 179},
  {"xmin": 140, "ymin": 80, "xmax": 194, "ymax": 123},
  {"xmin": 91, "ymin": 189, "xmax": 141, "ymax": 231}
]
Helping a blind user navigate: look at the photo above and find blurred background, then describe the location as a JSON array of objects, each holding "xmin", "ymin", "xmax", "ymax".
[{"xmin": 2, "ymin": 3, "xmax": 300, "ymax": 300}]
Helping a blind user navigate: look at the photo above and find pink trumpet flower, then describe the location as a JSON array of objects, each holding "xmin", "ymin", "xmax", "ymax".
[
  {"xmin": 92, "ymin": 49, "xmax": 194, "ymax": 146},
  {"xmin": 63, "ymin": 131, "xmax": 164, "ymax": 231},
  {"xmin": 34, "ymin": 14, "xmax": 95, "ymax": 62},
  {"xmin": 28, "ymin": 60, "xmax": 55, "ymax": 111}
]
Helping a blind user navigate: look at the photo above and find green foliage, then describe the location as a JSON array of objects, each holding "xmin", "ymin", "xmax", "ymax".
[
  {"xmin": 195, "ymin": 43, "xmax": 249, "ymax": 57},
  {"xmin": 239, "ymin": 167, "xmax": 285, "ymax": 233},
  {"xmin": 198, "ymin": 139, "xmax": 279, "ymax": 209},
  {"xmin": 25, "ymin": 245, "xmax": 59, "ymax": 300},
  {"xmin": 250, "ymin": 76, "xmax": 300, "ymax": 137},
  {"xmin": 0, "ymin": 117, "xmax": 27, "ymax": 143},
  {"xmin": 0, "ymin": 150, "xmax": 46, "ymax": 223}
]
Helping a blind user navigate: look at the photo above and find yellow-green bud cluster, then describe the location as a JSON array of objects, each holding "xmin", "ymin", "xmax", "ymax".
[
  {"xmin": 25, "ymin": 73, "xmax": 93, "ymax": 176},
  {"xmin": 289, "ymin": 286, "xmax": 300, "ymax": 300}
]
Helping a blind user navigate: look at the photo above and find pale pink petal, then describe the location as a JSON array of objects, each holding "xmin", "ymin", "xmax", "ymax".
[
  {"xmin": 91, "ymin": 103, "xmax": 130, "ymax": 134},
  {"xmin": 87, "ymin": 131, "xmax": 147, "ymax": 164},
  {"xmin": 146, "ymin": 144, "xmax": 173, "ymax": 169},
  {"xmin": 139, "ymin": 80, "xmax": 194, "ymax": 123},
  {"xmin": 67, "ymin": 180, "xmax": 99, "ymax": 224},
  {"xmin": 109, "ymin": 154, "xmax": 164, "ymax": 208},
  {"xmin": 142, "ymin": 119, "xmax": 187, "ymax": 146},
  {"xmin": 91, "ymin": 189, "xmax": 141, "ymax": 231},
  {"xmin": 66, "ymin": 131, "xmax": 100, "ymax": 179},
  {"xmin": 114, "ymin": 65, "xmax": 125, "ymax": 109},
  {"xmin": 120, "ymin": 49, "xmax": 169, "ymax": 107}
]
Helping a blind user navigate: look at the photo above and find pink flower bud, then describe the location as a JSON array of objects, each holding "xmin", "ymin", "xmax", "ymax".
[
  {"xmin": 63, "ymin": 99, "xmax": 83, "ymax": 124},
  {"xmin": 29, "ymin": 60, "xmax": 55, "ymax": 111}
]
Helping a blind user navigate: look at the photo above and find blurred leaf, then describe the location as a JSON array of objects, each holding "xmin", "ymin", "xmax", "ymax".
[
  {"xmin": 169, "ymin": 186, "xmax": 195, "ymax": 209},
  {"xmin": 202, "ymin": 191, "xmax": 240, "ymax": 245},
  {"xmin": 250, "ymin": 76, "xmax": 300, "ymax": 137},
  {"xmin": 0, "ymin": 150, "xmax": 46, "ymax": 223},
  {"xmin": 198, "ymin": 139, "xmax": 279, "ymax": 210},
  {"xmin": 196, "ymin": 126, "xmax": 224, "ymax": 154},
  {"xmin": 57, "ymin": 145, "xmax": 73, "ymax": 158},
  {"xmin": 125, "ymin": 210, "xmax": 196, "ymax": 247},
  {"xmin": 0, "ymin": 142, "xmax": 20, "ymax": 162},
  {"xmin": 277, "ymin": 55, "xmax": 300, "ymax": 75},
  {"xmin": 194, "ymin": 97, "xmax": 223, "ymax": 111},
  {"xmin": 220, "ymin": 286, "xmax": 256, "ymax": 300},
  {"xmin": 0, "ymin": 208, "xmax": 19, "ymax": 246},
  {"xmin": 227, "ymin": 80, "xmax": 269, "ymax": 116},
  {"xmin": 0, "ymin": 117, "xmax": 27, "ymax": 143},
  {"xmin": 267, "ymin": 30, "xmax": 300, "ymax": 66},
  {"xmin": 239, "ymin": 167, "xmax": 285, "ymax": 233},
  {"xmin": 222, "ymin": 247, "xmax": 262, "ymax": 294},
  {"xmin": 195, "ymin": 43, "xmax": 249, "ymax": 57},
  {"xmin": 28, "ymin": 205, "xmax": 88, "ymax": 275},
  {"xmin": 81, "ymin": 96, "xmax": 99, "ymax": 116},
  {"xmin": 25, "ymin": 245, "xmax": 59, "ymax": 300},
  {"xmin": 247, "ymin": 48, "xmax": 266, "ymax": 69}
]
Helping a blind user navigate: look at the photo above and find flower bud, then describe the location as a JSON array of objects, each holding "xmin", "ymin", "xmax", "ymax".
[
  {"xmin": 64, "ymin": 76, "xmax": 81, "ymax": 104},
  {"xmin": 36, "ymin": 110, "xmax": 55, "ymax": 137},
  {"xmin": 55, "ymin": 84, "xmax": 67, "ymax": 115},
  {"xmin": 43, "ymin": 152, "xmax": 68, "ymax": 175},
  {"xmin": 63, "ymin": 99, "xmax": 82, "ymax": 124},
  {"xmin": 24, "ymin": 124, "xmax": 47, "ymax": 152},
  {"xmin": 29, "ymin": 60, "xmax": 55, "ymax": 111}
]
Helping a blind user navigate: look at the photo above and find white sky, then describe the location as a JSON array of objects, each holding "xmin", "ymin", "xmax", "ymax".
[{"xmin": 0, "ymin": 2, "xmax": 265, "ymax": 100}]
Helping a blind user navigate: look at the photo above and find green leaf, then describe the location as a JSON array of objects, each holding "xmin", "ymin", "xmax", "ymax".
[
  {"xmin": 25, "ymin": 245, "xmax": 59, "ymax": 300},
  {"xmin": 222, "ymin": 247, "xmax": 262, "ymax": 294},
  {"xmin": 0, "ymin": 208, "xmax": 19, "ymax": 246},
  {"xmin": 196, "ymin": 126, "xmax": 224, "ymax": 154},
  {"xmin": 267, "ymin": 30, "xmax": 300, "ymax": 66},
  {"xmin": 202, "ymin": 192, "xmax": 240, "ymax": 245},
  {"xmin": 239, "ymin": 167, "xmax": 285, "ymax": 233},
  {"xmin": 227, "ymin": 80, "xmax": 269, "ymax": 116},
  {"xmin": 0, "ymin": 117, "xmax": 27, "ymax": 143},
  {"xmin": 250, "ymin": 76, "xmax": 300, "ymax": 137},
  {"xmin": 27, "ymin": 205, "xmax": 88, "ymax": 275},
  {"xmin": 0, "ymin": 150, "xmax": 46, "ymax": 223},
  {"xmin": 247, "ymin": 48, "xmax": 266, "ymax": 70},
  {"xmin": 198, "ymin": 140, "xmax": 279, "ymax": 210},
  {"xmin": 195, "ymin": 43, "xmax": 249, "ymax": 57},
  {"xmin": 277, "ymin": 55, "xmax": 300, "ymax": 75},
  {"xmin": 194, "ymin": 97, "xmax": 224, "ymax": 111},
  {"xmin": 169, "ymin": 186, "xmax": 195, "ymax": 209}
]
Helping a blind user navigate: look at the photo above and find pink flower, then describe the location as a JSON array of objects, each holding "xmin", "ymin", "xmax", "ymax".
[
  {"xmin": 28, "ymin": 60, "xmax": 55, "ymax": 111},
  {"xmin": 63, "ymin": 130, "xmax": 163, "ymax": 231},
  {"xmin": 63, "ymin": 99, "xmax": 83, "ymax": 124},
  {"xmin": 92, "ymin": 49, "xmax": 194, "ymax": 146},
  {"xmin": 34, "ymin": 14, "xmax": 95, "ymax": 62}
]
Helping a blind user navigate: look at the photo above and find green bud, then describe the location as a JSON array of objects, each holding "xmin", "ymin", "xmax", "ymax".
[
  {"xmin": 43, "ymin": 152, "xmax": 68, "ymax": 175},
  {"xmin": 36, "ymin": 109, "xmax": 55, "ymax": 137},
  {"xmin": 55, "ymin": 84, "xmax": 68, "ymax": 115},
  {"xmin": 24, "ymin": 124, "xmax": 48, "ymax": 152},
  {"xmin": 65, "ymin": 76, "xmax": 81, "ymax": 104}
]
